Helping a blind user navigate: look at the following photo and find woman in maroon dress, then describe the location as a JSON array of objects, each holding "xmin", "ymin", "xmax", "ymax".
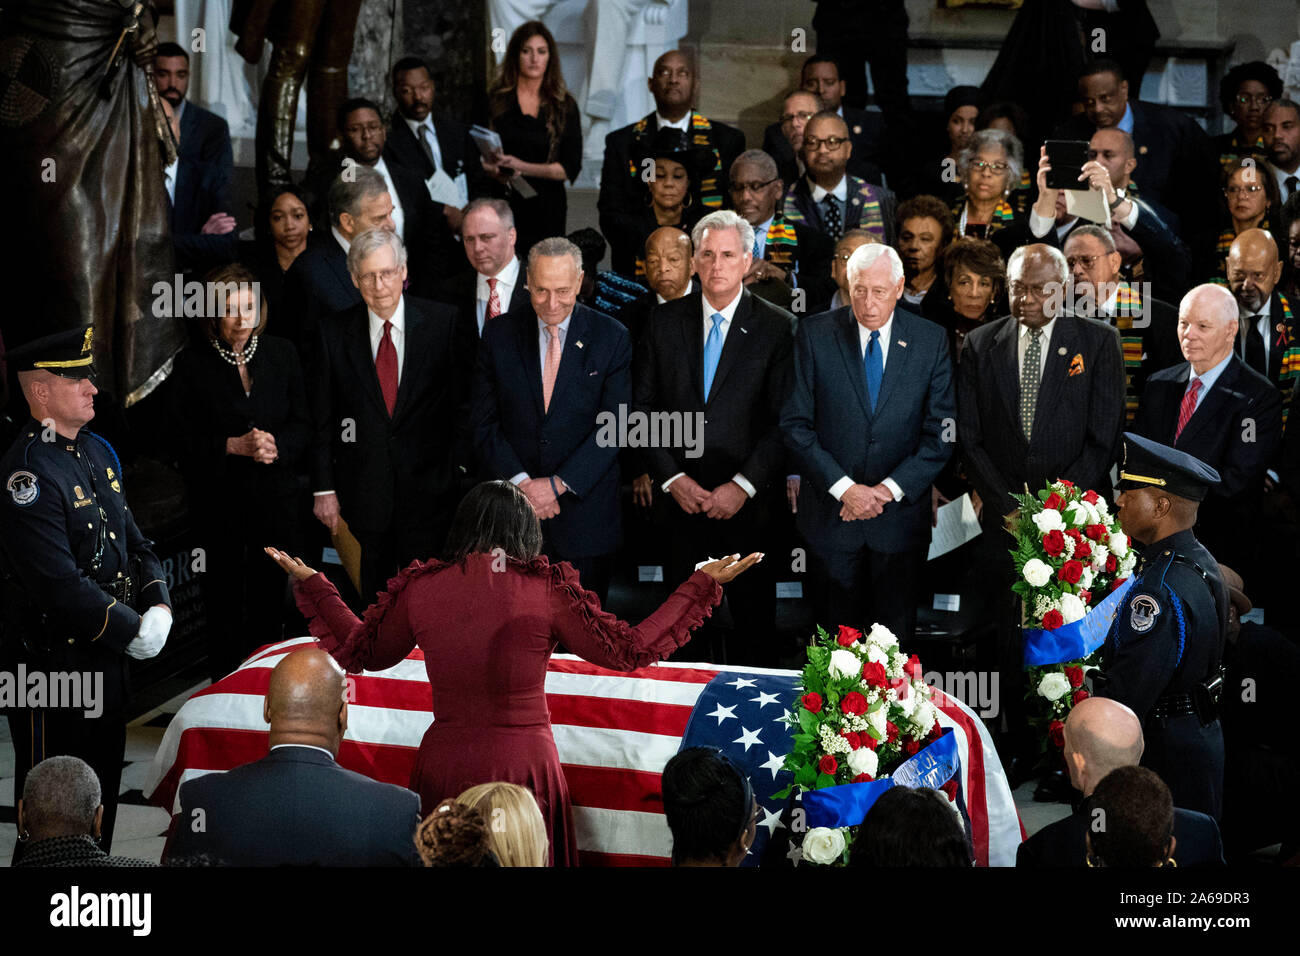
[{"xmin": 266, "ymin": 481, "xmax": 760, "ymax": 866}]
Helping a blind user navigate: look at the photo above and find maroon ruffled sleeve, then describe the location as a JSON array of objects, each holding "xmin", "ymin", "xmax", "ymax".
[{"xmin": 539, "ymin": 559, "xmax": 722, "ymax": 670}]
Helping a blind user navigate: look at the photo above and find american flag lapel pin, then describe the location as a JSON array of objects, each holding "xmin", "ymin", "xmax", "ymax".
[
  {"xmin": 575, "ymin": 340, "xmax": 584, "ymax": 349},
  {"xmin": 898, "ymin": 339, "xmax": 907, "ymax": 348}
]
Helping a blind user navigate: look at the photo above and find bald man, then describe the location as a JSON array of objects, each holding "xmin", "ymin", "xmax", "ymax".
[
  {"xmin": 1225, "ymin": 228, "xmax": 1300, "ymax": 403},
  {"xmin": 166, "ymin": 649, "xmax": 422, "ymax": 866},
  {"xmin": 1016, "ymin": 698, "xmax": 1224, "ymax": 866},
  {"xmin": 1134, "ymin": 283, "xmax": 1282, "ymax": 573}
]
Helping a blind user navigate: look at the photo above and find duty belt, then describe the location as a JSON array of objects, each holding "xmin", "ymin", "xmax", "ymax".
[
  {"xmin": 102, "ymin": 572, "xmax": 135, "ymax": 608},
  {"xmin": 1152, "ymin": 694, "xmax": 1196, "ymax": 718}
]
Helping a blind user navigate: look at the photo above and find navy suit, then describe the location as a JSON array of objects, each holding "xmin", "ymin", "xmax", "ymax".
[
  {"xmin": 167, "ymin": 746, "xmax": 422, "ymax": 866},
  {"xmin": 1017, "ymin": 803, "xmax": 1225, "ymax": 867},
  {"xmin": 282, "ymin": 233, "xmax": 362, "ymax": 363},
  {"xmin": 179, "ymin": 100, "xmax": 233, "ymax": 183},
  {"xmin": 782, "ymin": 305, "xmax": 955, "ymax": 638},
  {"xmin": 471, "ymin": 303, "xmax": 631, "ymax": 596}
]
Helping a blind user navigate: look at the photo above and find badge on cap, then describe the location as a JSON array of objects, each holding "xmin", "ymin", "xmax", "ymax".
[
  {"xmin": 1129, "ymin": 593, "xmax": 1161, "ymax": 633},
  {"xmin": 7, "ymin": 471, "xmax": 38, "ymax": 506}
]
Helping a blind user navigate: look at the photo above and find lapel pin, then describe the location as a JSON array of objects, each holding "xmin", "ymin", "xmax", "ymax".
[
  {"xmin": 740, "ymin": 326, "xmax": 749, "ymax": 334},
  {"xmin": 575, "ymin": 340, "xmax": 584, "ymax": 349},
  {"xmin": 898, "ymin": 340, "xmax": 907, "ymax": 347},
  {"xmin": 1058, "ymin": 346, "xmax": 1067, "ymax": 355}
]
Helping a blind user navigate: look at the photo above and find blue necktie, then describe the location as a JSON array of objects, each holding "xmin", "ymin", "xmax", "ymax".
[
  {"xmin": 703, "ymin": 312, "xmax": 725, "ymax": 399},
  {"xmin": 864, "ymin": 330, "xmax": 882, "ymax": 411},
  {"xmin": 752, "ymin": 235, "xmax": 762, "ymax": 258}
]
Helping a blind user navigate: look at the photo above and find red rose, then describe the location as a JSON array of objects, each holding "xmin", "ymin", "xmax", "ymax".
[
  {"xmin": 1072, "ymin": 689, "xmax": 1090, "ymax": 706},
  {"xmin": 1058, "ymin": 560, "xmax": 1083, "ymax": 584},
  {"xmin": 1078, "ymin": 589, "xmax": 1092, "ymax": 605},
  {"xmin": 818, "ymin": 754, "xmax": 838, "ymax": 775},
  {"xmin": 841, "ymin": 730, "xmax": 862, "ymax": 750},
  {"xmin": 1065, "ymin": 665, "xmax": 1084, "ymax": 687},
  {"xmin": 1042, "ymin": 609, "xmax": 1065, "ymax": 630},
  {"xmin": 1042, "ymin": 529, "xmax": 1065, "ymax": 556},
  {"xmin": 836, "ymin": 625, "xmax": 862, "ymax": 647},
  {"xmin": 840, "ymin": 691, "xmax": 868, "ymax": 716},
  {"xmin": 886, "ymin": 721, "xmax": 900, "ymax": 743},
  {"xmin": 904, "ymin": 739, "xmax": 920, "ymax": 756},
  {"xmin": 927, "ymin": 721, "xmax": 943, "ymax": 741},
  {"xmin": 861, "ymin": 732, "xmax": 878, "ymax": 750},
  {"xmin": 801, "ymin": 692, "xmax": 823, "ymax": 714},
  {"xmin": 1082, "ymin": 490, "xmax": 1099, "ymax": 505},
  {"xmin": 852, "ymin": 772, "xmax": 874, "ymax": 783},
  {"xmin": 1110, "ymin": 576, "xmax": 1128, "ymax": 592},
  {"xmin": 1064, "ymin": 528, "xmax": 1083, "ymax": 543},
  {"xmin": 1048, "ymin": 720, "xmax": 1065, "ymax": 748},
  {"xmin": 1044, "ymin": 492, "xmax": 1066, "ymax": 512},
  {"xmin": 1058, "ymin": 480, "xmax": 1074, "ymax": 488},
  {"xmin": 939, "ymin": 778, "xmax": 959, "ymax": 801},
  {"xmin": 1074, "ymin": 539, "xmax": 1092, "ymax": 560},
  {"xmin": 1105, "ymin": 554, "xmax": 1117, "ymax": 573},
  {"xmin": 861, "ymin": 662, "xmax": 887, "ymax": 687},
  {"xmin": 903, "ymin": 654, "xmax": 923, "ymax": 680},
  {"xmin": 1084, "ymin": 523, "xmax": 1108, "ymax": 541}
]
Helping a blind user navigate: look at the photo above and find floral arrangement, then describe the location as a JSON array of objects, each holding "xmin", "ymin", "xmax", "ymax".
[
  {"xmin": 776, "ymin": 623, "xmax": 945, "ymax": 864},
  {"xmin": 1008, "ymin": 479, "xmax": 1136, "ymax": 749}
]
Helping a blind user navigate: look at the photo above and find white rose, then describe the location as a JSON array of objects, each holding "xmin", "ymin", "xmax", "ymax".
[
  {"xmin": 867, "ymin": 623, "xmax": 898, "ymax": 648},
  {"xmin": 1022, "ymin": 558, "xmax": 1053, "ymax": 587},
  {"xmin": 1037, "ymin": 671, "xmax": 1071, "ymax": 702},
  {"xmin": 1065, "ymin": 502, "xmax": 1088, "ymax": 527},
  {"xmin": 1079, "ymin": 567, "xmax": 1094, "ymax": 591},
  {"xmin": 1032, "ymin": 509, "xmax": 1066, "ymax": 533},
  {"xmin": 867, "ymin": 644, "xmax": 888, "ymax": 666},
  {"xmin": 1059, "ymin": 592, "xmax": 1087, "ymax": 624},
  {"xmin": 1108, "ymin": 532, "xmax": 1129, "ymax": 556},
  {"xmin": 1120, "ymin": 551, "xmax": 1137, "ymax": 575},
  {"xmin": 897, "ymin": 688, "xmax": 917, "ymax": 717},
  {"xmin": 802, "ymin": 827, "xmax": 847, "ymax": 865},
  {"xmin": 912, "ymin": 699, "xmax": 935, "ymax": 734},
  {"xmin": 828, "ymin": 648, "xmax": 861, "ymax": 680},
  {"xmin": 868, "ymin": 707, "xmax": 888, "ymax": 737},
  {"xmin": 847, "ymin": 747, "xmax": 879, "ymax": 778}
]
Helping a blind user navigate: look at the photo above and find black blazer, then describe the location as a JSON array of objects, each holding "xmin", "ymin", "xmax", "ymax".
[
  {"xmin": 311, "ymin": 296, "xmax": 473, "ymax": 536},
  {"xmin": 782, "ymin": 305, "xmax": 955, "ymax": 554},
  {"xmin": 383, "ymin": 108, "xmax": 480, "ymax": 188},
  {"xmin": 1240, "ymin": 290, "xmax": 1299, "ymax": 393},
  {"xmin": 282, "ymin": 233, "xmax": 362, "ymax": 355},
  {"xmin": 471, "ymin": 303, "xmax": 631, "ymax": 559},
  {"xmin": 170, "ymin": 153, "xmax": 239, "ymax": 273},
  {"xmin": 1017, "ymin": 805, "xmax": 1225, "ymax": 867},
  {"xmin": 633, "ymin": 289, "xmax": 795, "ymax": 495},
  {"xmin": 760, "ymin": 108, "xmax": 885, "ymax": 187},
  {"xmin": 167, "ymin": 746, "xmax": 422, "ymax": 866},
  {"xmin": 958, "ymin": 313, "xmax": 1126, "ymax": 521},
  {"xmin": 179, "ymin": 100, "xmax": 233, "ymax": 176}
]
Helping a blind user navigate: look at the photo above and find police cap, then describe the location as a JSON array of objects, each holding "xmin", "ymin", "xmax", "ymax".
[
  {"xmin": 5, "ymin": 326, "xmax": 96, "ymax": 379},
  {"xmin": 1116, "ymin": 431, "xmax": 1220, "ymax": 501}
]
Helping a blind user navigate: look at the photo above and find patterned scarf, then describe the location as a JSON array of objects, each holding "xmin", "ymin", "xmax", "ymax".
[
  {"xmin": 782, "ymin": 177, "xmax": 886, "ymax": 242},
  {"xmin": 627, "ymin": 111, "xmax": 726, "ymax": 210}
]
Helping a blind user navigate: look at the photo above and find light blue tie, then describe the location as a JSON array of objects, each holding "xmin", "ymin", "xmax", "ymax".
[
  {"xmin": 703, "ymin": 312, "xmax": 725, "ymax": 399},
  {"xmin": 864, "ymin": 330, "xmax": 882, "ymax": 411},
  {"xmin": 752, "ymin": 235, "xmax": 762, "ymax": 258}
]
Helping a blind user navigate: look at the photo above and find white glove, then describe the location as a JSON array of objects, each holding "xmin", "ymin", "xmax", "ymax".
[{"xmin": 126, "ymin": 606, "xmax": 172, "ymax": 660}]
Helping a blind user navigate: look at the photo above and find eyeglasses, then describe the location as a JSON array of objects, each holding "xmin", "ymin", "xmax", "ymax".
[
  {"xmin": 969, "ymin": 160, "xmax": 1009, "ymax": 174},
  {"xmin": 358, "ymin": 267, "xmax": 402, "ymax": 287},
  {"xmin": 1224, "ymin": 184, "xmax": 1264, "ymax": 196},
  {"xmin": 1066, "ymin": 254, "xmax": 1102, "ymax": 269},
  {"xmin": 346, "ymin": 123, "xmax": 384, "ymax": 136},
  {"xmin": 1236, "ymin": 93, "xmax": 1274, "ymax": 108},
  {"xmin": 803, "ymin": 136, "xmax": 848, "ymax": 152},
  {"xmin": 781, "ymin": 110, "xmax": 816, "ymax": 126},
  {"xmin": 1009, "ymin": 281, "xmax": 1057, "ymax": 299},
  {"xmin": 729, "ymin": 177, "xmax": 779, "ymax": 195}
]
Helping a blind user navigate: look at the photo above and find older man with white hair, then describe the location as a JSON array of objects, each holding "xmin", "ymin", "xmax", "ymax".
[
  {"xmin": 1133, "ymin": 282, "xmax": 1282, "ymax": 574},
  {"xmin": 781, "ymin": 243, "xmax": 954, "ymax": 642},
  {"xmin": 311, "ymin": 228, "xmax": 472, "ymax": 603}
]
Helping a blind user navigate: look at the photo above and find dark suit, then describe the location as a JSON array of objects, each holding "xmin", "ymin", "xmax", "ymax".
[
  {"xmin": 282, "ymin": 232, "xmax": 361, "ymax": 360},
  {"xmin": 431, "ymin": 264, "xmax": 530, "ymax": 343},
  {"xmin": 167, "ymin": 746, "xmax": 422, "ymax": 866},
  {"xmin": 1017, "ymin": 803, "xmax": 1224, "ymax": 867},
  {"xmin": 1236, "ymin": 290, "xmax": 1300, "ymax": 401},
  {"xmin": 383, "ymin": 108, "xmax": 480, "ymax": 191},
  {"xmin": 782, "ymin": 305, "xmax": 955, "ymax": 640},
  {"xmin": 169, "ymin": 153, "xmax": 239, "ymax": 273},
  {"xmin": 634, "ymin": 290, "xmax": 794, "ymax": 663},
  {"xmin": 760, "ymin": 108, "xmax": 885, "ymax": 188},
  {"xmin": 1133, "ymin": 357, "xmax": 1282, "ymax": 574},
  {"xmin": 179, "ymin": 99, "xmax": 233, "ymax": 184},
  {"xmin": 471, "ymin": 303, "xmax": 631, "ymax": 601},
  {"xmin": 311, "ymin": 296, "xmax": 472, "ymax": 602},
  {"xmin": 781, "ymin": 175, "xmax": 898, "ymax": 246}
]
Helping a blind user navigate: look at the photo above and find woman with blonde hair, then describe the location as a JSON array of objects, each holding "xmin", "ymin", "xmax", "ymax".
[{"xmin": 457, "ymin": 782, "xmax": 549, "ymax": 867}]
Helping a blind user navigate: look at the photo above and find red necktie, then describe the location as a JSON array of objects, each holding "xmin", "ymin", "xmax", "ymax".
[
  {"xmin": 1174, "ymin": 377, "xmax": 1201, "ymax": 441},
  {"xmin": 376, "ymin": 320, "xmax": 398, "ymax": 417},
  {"xmin": 486, "ymin": 277, "xmax": 501, "ymax": 322}
]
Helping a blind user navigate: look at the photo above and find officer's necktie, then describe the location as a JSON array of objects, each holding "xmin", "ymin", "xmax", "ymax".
[
  {"xmin": 419, "ymin": 123, "xmax": 438, "ymax": 173},
  {"xmin": 376, "ymin": 320, "xmax": 398, "ymax": 416},
  {"xmin": 1175, "ymin": 376, "xmax": 1201, "ymax": 441},
  {"xmin": 542, "ymin": 325, "xmax": 561, "ymax": 413},
  {"xmin": 1286, "ymin": 175, "xmax": 1298, "ymax": 200},
  {"xmin": 703, "ymin": 312, "xmax": 725, "ymax": 399},
  {"xmin": 1243, "ymin": 317, "xmax": 1266, "ymax": 376},
  {"xmin": 863, "ymin": 330, "xmax": 883, "ymax": 412},
  {"xmin": 485, "ymin": 277, "xmax": 502, "ymax": 322},
  {"xmin": 821, "ymin": 195, "xmax": 843, "ymax": 241},
  {"xmin": 1020, "ymin": 327, "xmax": 1043, "ymax": 438}
]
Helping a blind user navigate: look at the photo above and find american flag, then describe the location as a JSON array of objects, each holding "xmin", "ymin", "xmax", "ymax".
[{"xmin": 143, "ymin": 637, "xmax": 1022, "ymax": 866}]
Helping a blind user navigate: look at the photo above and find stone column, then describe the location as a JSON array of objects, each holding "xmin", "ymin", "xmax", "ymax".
[{"xmin": 349, "ymin": 0, "xmax": 406, "ymax": 113}]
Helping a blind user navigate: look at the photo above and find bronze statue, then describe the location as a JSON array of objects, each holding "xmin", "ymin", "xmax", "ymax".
[
  {"xmin": 230, "ymin": 0, "xmax": 365, "ymax": 193},
  {"xmin": 0, "ymin": 0, "xmax": 185, "ymax": 407}
]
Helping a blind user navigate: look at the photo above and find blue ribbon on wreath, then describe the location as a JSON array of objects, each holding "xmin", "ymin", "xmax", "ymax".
[{"xmin": 1021, "ymin": 577, "xmax": 1135, "ymax": 667}]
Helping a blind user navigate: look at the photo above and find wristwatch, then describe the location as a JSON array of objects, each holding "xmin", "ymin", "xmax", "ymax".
[{"xmin": 1108, "ymin": 190, "xmax": 1127, "ymax": 211}]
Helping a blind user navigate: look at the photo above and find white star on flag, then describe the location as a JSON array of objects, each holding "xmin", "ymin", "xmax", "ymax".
[
  {"xmin": 750, "ymin": 691, "xmax": 781, "ymax": 708},
  {"xmin": 786, "ymin": 841, "xmax": 803, "ymax": 865},
  {"xmin": 727, "ymin": 677, "xmax": 758, "ymax": 690},
  {"xmin": 758, "ymin": 805, "xmax": 785, "ymax": 834},
  {"xmin": 759, "ymin": 750, "xmax": 787, "ymax": 780},
  {"xmin": 733, "ymin": 726, "xmax": 763, "ymax": 751},
  {"xmin": 707, "ymin": 703, "xmax": 737, "ymax": 725}
]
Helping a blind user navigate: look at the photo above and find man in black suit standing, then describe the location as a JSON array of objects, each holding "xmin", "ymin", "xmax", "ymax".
[
  {"xmin": 1017, "ymin": 697, "xmax": 1224, "ymax": 867},
  {"xmin": 311, "ymin": 229, "xmax": 470, "ymax": 604},
  {"xmin": 471, "ymin": 237, "xmax": 631, "ymax": 604},
  {"xmin": 782, "ymin": 243, "xmax": 954, "ymax": 642},
  {"xmin": 167, "ymin": 648, "xmax": 422, "ymax": 866},
  {"xmin": 634, "ymin": 211, "xmax": 794, "ymax": 663},
  {"xmin": 433, "ymin": 198, "xmax": 529, "ymax": 340},
  {"xmin": 155, "ymin": 42, "xmax": 233, "ymax": 188},
  {"xmin": 159, "ymin": 98, "xmax": 239, "ymax": 275},
  {"xmin": 1133, "ymin": 283, "xmax": 1282, "ymax": 577},
  {"xmin": 598, "ymin": 50, "xmax": 745, "ymax": 240},
  {"xmin": 1225, "ymin": 229, "xmax": 1299, "ymax": 404},
  {"xmin": 958, "ymin": 243, "xmax": 1125, "ymax": 778}
]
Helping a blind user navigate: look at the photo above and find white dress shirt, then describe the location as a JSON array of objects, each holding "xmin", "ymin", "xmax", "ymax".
[
  {"xmin": 656, "ymin": 112, "xmax": 691, "ymax": 132},
  {"xmin": 163, "ymin": 159, "xmax": 178, "ymax": 203},
  {"xmin": 509, "ymin": 312, "xmax": 574, "ymax": 488},
  {"xmin": 475, "ymin": 256, "xmax": 521, "ymax": 334},
  {"xmin": 332, "ymin": 225, "xmax": 351, "ymax": 256},
  {"xmin": 368, "ymin": 156, "xmax": 405, "ymax": 240},
  {"xmin": 270, "ymin": 743, "xmax": 335, "ymax": 760},
  {"xmin": 404, "ymin": 114, "xmax": 445, "ymax": 172},
  {"xmin": 828, "ymin": 314, "xmax": 903, "ymax": 503},
  {"xmin": 662, "ymin": 288, "xmax": 757, "ymax": 498},
  {"xmin": 1017, "ymin": 317, "xmax": 1057, "ymax": 379},
  {"xmin": 1239, "ymin": 297, "xmax": 1273, "ymax": 372},
  {"xmin": 810, "ymin": 175, "xmax": 848, "ymax": 204},
  {"xmin": 368, "ymin": 296, "xmax": 406, "ymax": 381}
]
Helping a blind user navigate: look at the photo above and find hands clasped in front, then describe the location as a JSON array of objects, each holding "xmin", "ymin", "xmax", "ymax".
[
  {"xmin": 839, "ymin": 482, "xmax": 893, "ymax": 521},
  {"xmin": 668, "ymin": 476, "xmax": 747, "ymax": 519},
  {"xmin": 228, "ymin": 428, "xmax": 278, "ymax": 465},
  {"xmin": 520, "ymin": 476, "xmax": 565, "ymax": 519},
  {"xmin": 125, "ymin": 605, "xmax": 173, "ymax": 660}
]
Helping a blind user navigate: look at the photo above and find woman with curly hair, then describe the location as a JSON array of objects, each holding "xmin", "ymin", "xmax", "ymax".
[{"xmin": 266, "ymin": 481, "xmax": 759, "ymax": 865}]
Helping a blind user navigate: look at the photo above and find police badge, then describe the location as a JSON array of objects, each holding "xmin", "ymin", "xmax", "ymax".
[
  {"xmin": 6, "ymin": 470, "xmax": 38, "ymax": 506},
  {"xmin": 1129, "ymin": 594, "xmax": 1161, "ymax": 633}
]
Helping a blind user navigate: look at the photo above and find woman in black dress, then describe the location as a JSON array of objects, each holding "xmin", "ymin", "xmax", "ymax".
[
  {"xmin": 240, "ymin": 185, "xmax": 311, "ymax": 340},
  {"xmin": 484, "ymin": 21, "xmax": 582, "ymax": 257},
  {"xmin": 166, "ymin": 263, "xmax": 311, "ymax": 680}
]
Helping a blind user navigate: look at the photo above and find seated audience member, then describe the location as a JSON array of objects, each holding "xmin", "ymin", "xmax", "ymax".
[
  {"xmin": 568, "ymin": 227, "xmax": 644, "ymax": 318},
  {"xmin": 15, "ymin": 757, "xmax": 153, "ymax": 868},
  {"xmin": 1264, "ymin": 99, "xmax": 1300, "ymax": 206},
  {"xmin": 1017, "ymin": 697, "xmax": 1225, "ymax": 867},
  {"xmin": 895, "ymin": 195, "xmax": 955, "ymax": 309},
  {"xmin": 977, "ymin": 101, "xmax": 1034, "ymax": 203},
  {"xmin": 827, "ymin": 229, "xmax": 879, "ymax": 311},
  {"xmin": 729, "ymin": 149, "xmax": 835, "ymax": 313},
  {"xmin": 661, "ymin": 747, "xmax": 759, "ymax": 867},
  {"xmin": 415, "ymin": 800, "xmax": 499, "ymax": 867},
  {"xmin": 457, "ymin": 782, "xmax": 549, "ymax": 867},
  {"xmin": 1226, "ymin": 228, "xmax": 1300, "ymax": 406},
  {"xmin": 762, "ymin": 89, "xmax": 825, "ymax": 188},
  {"xmin": 1206, "ymin": 158, "xmax": 1281, "ymax": 282},
  {"xmin": 433, "ymin": 197, "xmax": 527, "ymax": 339},
  {"xmin": 911, "ymin": 86, "xmax": 984, "ymax": 205},
  {"xmin": 781, "ymin": 111, "xmax": 898, "ymax": 247},
  {"xmin": 167, "ymin": 649, "xmax": 423, "ymax": 866},
  {"xmin": 950, "ymin": 128, "xmax": 1029, "ymax": 256},
  {"xmin": 281, "ymin": 167, "xmax": 394, "ymax": 354},
  {"xmin": 243, "ymin": 185, "xmax": 311, "ymax": 331},
  {"xmin": 160, "ymin": 97, "xmax": 239, "ymax": 274},
  {"xmin": 930, "ymin": 236, "xmax": 1005, "ymax": 358},
  {"xmin": 1213, "ymin": 61, "xmax": 1283, "ymax": 175},
  {"xmin": 605, "ymin": 128, "xmax": 709, "ymax": 280},
  {"xmin": 797, "ymin": 54, "xmax": 886, "ymax": 182},
  {"xmin": 1218, "ymin": 565, "xmax": 1300, "ymax": 861},
  {"xmin": 849, "ymin": 786, "xmax": 971, "ymax": 867},
  {"xmin": 1085, "ymin": 766, "xmax": 1179, "ymax": 867},
  {"xmin": 618, "ymin": 226, "xmax": 696, "ymax": 351}
]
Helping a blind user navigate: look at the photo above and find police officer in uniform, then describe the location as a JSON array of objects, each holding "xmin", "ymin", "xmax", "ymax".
[
  {"xmin": 0, "ymin": 327, "xmax": 172, "ymax": 855},
  {"xmin": 1099, "ymin": 432, "xmax": 1229, "ymax": 820}
]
